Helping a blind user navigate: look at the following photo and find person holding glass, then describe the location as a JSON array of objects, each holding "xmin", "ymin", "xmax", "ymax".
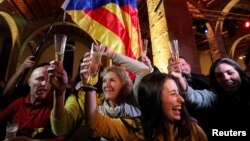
[
  {"xmin": 0, "ymin": 65, "xmax": 65, "ymax": 141},
  {"xmin": 169, "ymin": 57, "xmax": 250, "ymax": 139},
  {"xmin": 49, "ymin": 44, "xmax": 143, "ymax": 140},
  {"xmin": 102, "ymin": 46, "xmax": 154, "ymax": 103},
  {"xmin": 83, "ymin": 65, "xmax": 143, "ymax": 140},
  {"xmin": 137, "ymin": 72, "xmax": 208, "ymax": 141}
]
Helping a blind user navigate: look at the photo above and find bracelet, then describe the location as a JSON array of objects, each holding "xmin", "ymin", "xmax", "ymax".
[{"xmin": 81, "ymin": 84, "xmax": 97, "ymax": 91}]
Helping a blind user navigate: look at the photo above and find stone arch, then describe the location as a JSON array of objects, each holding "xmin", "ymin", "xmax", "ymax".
[
  {"xmin": 0, "ymin": 12, "xmax": 19, "ymax": 47},
  {"xmin": 214, "ymin": 0, "xmax": 240, "ymax": 58},
  {"xmin": 187, "ymin": 2, "xmax": 217, "ymax": 59},
  {"xmin": 18, "ymin": 22, "xmax": 87, "ymax": 66},
  {"xmin": 0, "ymin": 11, "xmax": 20, "ymax": 79},
  {"xmin": 17, "ymin": 22, "xmax": 92, "ymax": 80},
  {"xmin": 215, "ymin": 0, "xmax": 240, "ymax": 32},
  {"xmin": 229, "ymin": 34, "xmax": 250, "ymax": 59}
]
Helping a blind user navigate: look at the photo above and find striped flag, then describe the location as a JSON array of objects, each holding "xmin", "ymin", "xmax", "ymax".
[{"xmin": 62, "ymin": 0, "xmax": 142, "ymax": 59}]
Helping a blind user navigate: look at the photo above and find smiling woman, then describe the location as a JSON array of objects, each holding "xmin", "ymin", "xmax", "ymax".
[
  {"xmin": 98, "ymin": 66, "xmax": 141, "ymax": 117},
  {"xmin": 137, "ymin": 73, "xmax": 208, "ymax": 141},
  {"xmin": 161, "ymin": 78, "xmax": 184, "ymax": 122},
  {"xmin": 206, "ymin": 58, "xmax": 250, "ymax": 139}
]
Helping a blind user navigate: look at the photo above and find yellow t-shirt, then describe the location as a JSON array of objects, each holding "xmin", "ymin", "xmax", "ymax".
[
  {"xmin": 155, "ymin": 123, "xmax": 208, "ymax": 141},
  {"xmin": 90, "ymin": 112, "xmax": 144, "ymax": 141},
  {"xmin": 50, "ymin": 89, "xmax": 104, "ymax": 136}
]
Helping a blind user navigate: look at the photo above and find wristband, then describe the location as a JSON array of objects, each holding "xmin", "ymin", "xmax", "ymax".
[{"xmin": 81, "ymin": 84, "xmax": 97, "ymax": 91}]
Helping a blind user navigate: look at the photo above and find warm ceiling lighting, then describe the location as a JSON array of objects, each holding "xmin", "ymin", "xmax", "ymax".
[
  {"xmin": 239, "ymin": 55, "xmax": 246, "ymax": 60},
  {"xmin": 193, "ymin": 19, "xmax": 208, "ymax": 34},
  {"xmin": 243, "ymin": 21, "xmax": 250, "ymax": 28}
]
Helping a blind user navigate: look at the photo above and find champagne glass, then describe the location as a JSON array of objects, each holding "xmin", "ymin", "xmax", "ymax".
[
  {"xmin": 54, "ymin": 34, "xmax": 67, "ymax": 62},
  {"xmin": 87, "ymin": 42, "xmax": 103, "ymax": 85},
  {"xmin": 170, "ymin": 39, "xmax": 179, "ymax": 62},
  {"xmin": 143, "ymin": 39, "xmax": 148, "ymax": 55},
  {"xmin": 4, "ymin": 122, "xmax": 19, "ymax": 140}
]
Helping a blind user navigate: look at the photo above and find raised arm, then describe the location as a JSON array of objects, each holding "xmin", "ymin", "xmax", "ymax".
[
  {"xmin": 103, "ymin": 46, "xmax": 151, "ymax": 102},
  {"xmin": 85, "ymin": 89, "xmax": 98, "ymax": 129},
  {"xmin": 170, "ymin": 67, "xmax": 216, "ymax": 108},
  {"xmin": 80, "ymin": 52, "xmax": 100, "ymax": 128},
  {"xmin": 48, "ymin": 60, "xmax": 67, "ymax": 119},
  {"xmin": 104, "ymin": 46, "xmax": 151, "ymax": 78},
  {"xmin": 168, "ymin": 56, "xmax": 216, "ymax": 109},
  {"xmin": 3, "ymin": 56, "xmax": 35, "ymax": 97},
  {"xmin": 48, "ymin": 60, "xmax": 71, "ymax": 135},
  {"xmin": 184, "ymin": 85, "xmax": 217, "ymax": 108}
]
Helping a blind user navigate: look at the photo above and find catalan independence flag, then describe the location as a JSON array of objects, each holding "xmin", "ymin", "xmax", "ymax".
[{"xmin": 62, "ymin": 0, "xmax": 142, "ymax": 59}]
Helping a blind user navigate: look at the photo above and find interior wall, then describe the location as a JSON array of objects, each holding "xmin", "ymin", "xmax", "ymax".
[
  {"xmin": 236, "ymin": 57, "xmax": 246, "ymax": 70},
  {"xmin": 199, "ymin": 50, "xmax": 213, "ymax": 76}
]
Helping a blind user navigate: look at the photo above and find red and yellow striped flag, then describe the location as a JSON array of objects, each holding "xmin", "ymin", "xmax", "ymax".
[{"xmin": 62, "ymin": 0, "xmax": 142, "ymax": 59}]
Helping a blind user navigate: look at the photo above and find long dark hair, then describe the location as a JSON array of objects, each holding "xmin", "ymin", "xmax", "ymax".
[
  {"xmin": 209, "ymin": 58, "xmax": 250, "ymax": 95},
  {"xmin": 137, "ymin": 73, "xmax": 195, "ymax": 140}
]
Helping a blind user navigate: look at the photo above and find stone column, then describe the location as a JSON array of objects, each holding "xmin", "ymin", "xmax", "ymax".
[
  {"xmin": 146, "ymin": 0, "xmax": 171, "ymax": 73},
  {"xmin": 164, "ymin": 0, "xmax": 201, "ymax": 73}
]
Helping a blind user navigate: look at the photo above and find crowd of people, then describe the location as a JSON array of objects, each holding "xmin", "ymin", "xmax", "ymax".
[{"xmin": 0, "ymin": 43, "xmax": 250, "ymax": 141}]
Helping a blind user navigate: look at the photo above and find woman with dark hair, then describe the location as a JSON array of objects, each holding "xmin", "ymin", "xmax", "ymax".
[
  {"xmin": 209, "ymin": 58, "xmax": 250, "ymax": 94},
  {"xmin": 208, "ymin": 58, "xmax": 250, "ymax": 133},
  {"xmin": 137, "ymin": 73, "xmax": 207, "ymax": 141}
]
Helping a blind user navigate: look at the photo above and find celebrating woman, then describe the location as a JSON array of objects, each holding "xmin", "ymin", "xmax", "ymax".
[{"xmin": 137, "ymin": 72, "xmax": 207, "ymax": 141}]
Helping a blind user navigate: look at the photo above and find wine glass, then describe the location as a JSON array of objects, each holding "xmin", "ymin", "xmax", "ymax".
[
  {"xmin": 170, "ymin": 39, "xmax": 179, "ymax": 62},
  {"xmin": 87, "ymin": 42, "xmax": 103, "ymax": 85},
  {"xmin": 143, "ymin": 39, "xmax": 148, "ymax": 55},
  {"xmin": 4, "ymin": 122, "xmax": 19, "ymax": 140},
  {"xmin": 54, "ymin": 34, "xmax": 67, "ymax": 62}
]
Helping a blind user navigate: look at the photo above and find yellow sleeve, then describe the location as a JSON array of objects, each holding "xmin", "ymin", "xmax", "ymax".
[
  {"xmin": 50, "ymin": 91, "xmax": 85, "ymax": 135},
  {"xmin": 82, "ymin": 75, "xmax": 98, "ymax": 85},
  {"xmin": 191, "ymin": 124, "xmax": 208, "ymax": 141},
  {"xmin": 90, "ymin": 113, "xmax": 144, "ymax": 141}
]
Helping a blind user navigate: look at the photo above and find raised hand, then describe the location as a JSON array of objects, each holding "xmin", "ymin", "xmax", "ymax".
[
  {"xmin": 79, "ymin": 52, "xmax": 98, "ymax": 90},
  {"xmin": 168, "ymin": 55, "xmax": 187, "ymax": 91},
  {"xmin": 21, "ymin": 56, "xmax": 35, "ymax": 71},
  {"xmin": 140, "ymin": 52, "xmax": 152, "ymax": 71},
  {"xmin": 80, "ymin": 52, "xmax": 91, "ymax": 81},
  {"xmin": 48, "ymin": 60, "xmax": 68, "ymax": 93},
  {"xmin": 168, "ymin": 54, "xmax": 182, "ymax": 79},
  {"xmin": 101, "ymin": 45, "xmax": 114, "ymax": 58}
]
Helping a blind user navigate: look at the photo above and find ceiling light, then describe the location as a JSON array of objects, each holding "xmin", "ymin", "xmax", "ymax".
[
  {"xmin": 243, "ymin": 21, "xmax": 250, "ymax": 28},
  {"xmin": 193, "ymin": 19, "xmax": 208, "ymax": 35}
]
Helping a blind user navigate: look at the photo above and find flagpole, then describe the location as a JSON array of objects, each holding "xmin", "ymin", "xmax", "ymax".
[{"xmin": 16, "ymin": 10, "xmax": 62, "ymax": 87}]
